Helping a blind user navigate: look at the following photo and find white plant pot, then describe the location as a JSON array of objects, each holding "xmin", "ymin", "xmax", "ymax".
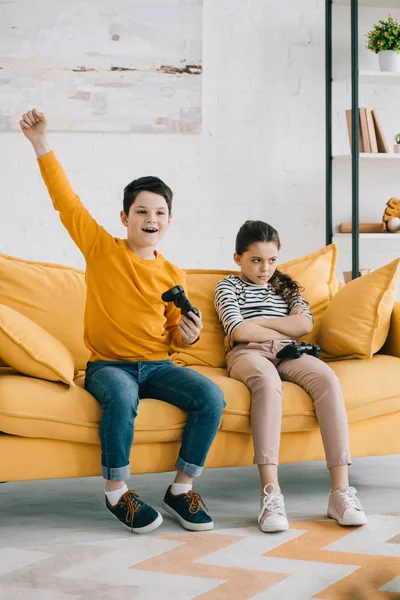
[{"xmin": 378, "ymin": 50, "xmax": 400, "ymax": 72}]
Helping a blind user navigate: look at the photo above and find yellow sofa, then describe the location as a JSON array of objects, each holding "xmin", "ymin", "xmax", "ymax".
[{"xmin": 0, "ymin": 245, "xmax": 399, "ymax": 483}]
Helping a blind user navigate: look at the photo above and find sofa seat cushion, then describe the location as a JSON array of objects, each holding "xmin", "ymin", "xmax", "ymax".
[
  {"xmin": 1, "ymin": 355, "xmax": 399, "ymax": 445},
  {"xmin": 188, "ymin": 366, "xmax": 319, "ymax": 434},
  {"xmin": 0, "ymin": 370, "xmax": 188, "ymax": 445},
  {"xmin": 189, "ymin": 355, "xmax": 400, "ymax": 434},
  {"xmin": 327, "ymin": 354, "xmax": 400, "ymax": 421}
]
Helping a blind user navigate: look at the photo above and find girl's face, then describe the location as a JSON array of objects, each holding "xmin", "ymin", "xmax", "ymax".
[{"xmin": 234, "ymin": 241, "xmax": 279, "ymax": 285}]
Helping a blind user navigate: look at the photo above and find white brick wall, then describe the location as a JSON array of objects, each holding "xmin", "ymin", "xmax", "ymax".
[{"xmin": 1, "ymin": 0, "xmax": 399, "ymax": 289}]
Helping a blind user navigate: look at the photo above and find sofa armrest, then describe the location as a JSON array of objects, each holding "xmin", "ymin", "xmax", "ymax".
[{"xmin": 381, "ymin": 301, "xmax": 400, "ymax": 358}]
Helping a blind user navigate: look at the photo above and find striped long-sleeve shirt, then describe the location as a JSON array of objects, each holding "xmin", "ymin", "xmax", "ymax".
[{"xmin": 214, "ymin": 275, "xmax": 313, "ymax": 337}]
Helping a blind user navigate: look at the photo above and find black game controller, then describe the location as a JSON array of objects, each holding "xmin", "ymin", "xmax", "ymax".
[
  {"xmin": 162, "ymin": 285, "xmax": 200, "ymax": 323},
  {"xmin": 276, "ymin": 341, "xmax": 321, "ymax": 360}
]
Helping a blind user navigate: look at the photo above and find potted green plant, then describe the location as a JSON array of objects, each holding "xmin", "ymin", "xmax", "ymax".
[{"xmin": 366, "ymin": 14, "xmax": 400, "ymax": 72}]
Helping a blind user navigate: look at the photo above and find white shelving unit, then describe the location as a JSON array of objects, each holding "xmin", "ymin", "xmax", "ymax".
[
  {"xmin": 333, "ymin": 233, "xmax": 400, "ymax": 239},
  {"xmin": 336, "ymin": 71, "xmax": 400, "ymax": 84},
  {"xmin": 334, "ymin": 0, "xmax": 400, "ymax": 6},
  {"xmin": 333, "ymin": 153, "xmax": 400, "ymax": 160},
  {"xmin": 329, "ymin": 0, "xmax": 400, "ymax": 290},
  {"xmin": 359, "ymin": 70, "xmax": 400, "ymax": 84}
]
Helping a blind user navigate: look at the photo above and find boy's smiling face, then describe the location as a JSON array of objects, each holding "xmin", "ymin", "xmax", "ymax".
[{"xmin": 120, "ymin": 191, "xmax": 172, "ymax": 259}]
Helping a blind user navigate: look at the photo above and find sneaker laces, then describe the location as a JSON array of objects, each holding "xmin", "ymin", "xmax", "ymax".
[
  {"xmin": 260, "ymin": 484, "xmax": 285, "ymax": 519},
  {"xmin": 336, "ymin": 487, "xmax": 361, "ymax": 511},
  {"xmin": 185, "ymin": 490, "xmax": 208, "ymax": 514},
  {"xmin": 119, "ymin": 491, "xmax": 142, "ymax": 527}
]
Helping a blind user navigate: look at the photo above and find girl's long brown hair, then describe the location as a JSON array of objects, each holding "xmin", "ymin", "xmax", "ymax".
[{"xmin": 235, "ymin": 220, "xmax": 303, "ymax": 303}]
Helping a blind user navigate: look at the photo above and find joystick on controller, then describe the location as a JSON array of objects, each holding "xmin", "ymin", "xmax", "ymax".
[{"xmin": 162, "ymin": 285, "xmax": 200, "ymax": 323}]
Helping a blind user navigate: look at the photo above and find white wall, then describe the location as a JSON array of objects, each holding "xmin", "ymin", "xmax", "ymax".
[
  {"xmin": 0, "ymin": 0, "xmax": 327, "ymax": 271},
  {"xmin": 1, "ymin": 0, "xmax": 203, "ymax": 134},
  {"xmin": 1, "ymin": 0, "xmax": 398, "ymax": 284}
]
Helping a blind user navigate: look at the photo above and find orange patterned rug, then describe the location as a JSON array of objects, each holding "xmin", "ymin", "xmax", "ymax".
[
  {"xmin": 1, "ymin": 515, "xmax": 400, "ymax": 599},
  {"xmin": 132, "ymin": 517, "xmax": 400, "ymax": 599}
]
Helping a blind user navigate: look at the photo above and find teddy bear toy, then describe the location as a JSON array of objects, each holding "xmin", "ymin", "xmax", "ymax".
[{"xmin": 382, "ymin": 197, "xmax": 400, "ymax": 232}]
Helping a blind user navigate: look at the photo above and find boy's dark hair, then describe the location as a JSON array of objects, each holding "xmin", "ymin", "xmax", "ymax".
[
  {"xmin": 235, "ymin": 220, "xmax": 303, "ymax": 303},
  {"xmin": 123, "ymin": 176, "xmax": 173, "ymax": 216}
]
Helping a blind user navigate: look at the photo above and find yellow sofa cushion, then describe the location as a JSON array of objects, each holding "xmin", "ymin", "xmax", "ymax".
[
  {"xmin": 0, "ymin": 253, "xmax": 89, "ymax": 369},
  {"xmin": 328, "ymin": 355, "xmax": 400, "ymax": 421},
  {"xmin": 172, "ymin": 271, "xmax": 230, "ymax": 368},
  {"xmin": 2, "ymin": 353, "xmax": 398, "ymax": 446},
  {"xmin": 189, "ymin": 356, "xmax": 400, "ymax": 434},
  {"xmin": 381, "ymin": 301, "xmax": 400, "ymax": 358},
  {"xmin": 0, "ymin": 304, "xmax": 77, "ymax": 386},
  {"xmin": 317, "ymin": 259, "xmax": 399, "ymax": 360},
  {"xmin": 0, "ymin": 370, "xmax": 188, "ymax": 445},
  {"xmin": 279, "ymin": 244, "xmax": 338, "ymax": 343},
  {"xmin": 171, "ymin": 244, "xmax": 338, "ymax": 368}
]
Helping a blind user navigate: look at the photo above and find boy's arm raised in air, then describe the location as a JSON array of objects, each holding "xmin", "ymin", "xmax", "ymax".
[{"xmin": 20, "ymin": 109, "xmax": 114, "ymax": 260}]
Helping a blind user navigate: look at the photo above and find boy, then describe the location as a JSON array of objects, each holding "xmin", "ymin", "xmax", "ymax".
[{"xmin": 20, "ymin": 109, "xmax": 225, "ymax": 534}]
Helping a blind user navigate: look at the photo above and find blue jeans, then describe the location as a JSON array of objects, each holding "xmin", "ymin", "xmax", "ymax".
[{"xmin": 84, "ymin": 360, "xmax": 225, "ymax": 481}]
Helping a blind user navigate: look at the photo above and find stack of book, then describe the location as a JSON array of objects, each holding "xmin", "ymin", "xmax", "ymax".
[{"xmin": 345, "ymin": 108, "xmax": 390, "ymax": 153}]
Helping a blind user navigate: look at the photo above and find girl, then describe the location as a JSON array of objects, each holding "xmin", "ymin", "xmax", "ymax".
[{"xmin": 214, "ymin": 221, "xmax": 367, "ymax": 533}]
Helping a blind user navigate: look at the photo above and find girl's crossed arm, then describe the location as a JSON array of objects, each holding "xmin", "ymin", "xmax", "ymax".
[
  {"xmin": 253, "ymin": 301, "xmax": 313, "ymax": 338},
  {"xmin": 215, "ymin": 279, "xmax": 290, "ymax": 345},
  {"xmin": 231, "ymin": 321, "xmax": 289, "ymax": 343}
]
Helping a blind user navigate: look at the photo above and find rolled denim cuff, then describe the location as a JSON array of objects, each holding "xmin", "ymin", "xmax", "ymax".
[
  {"xmin": 175, "ymin": 456, "xmax": 203, "ymax": 478},
  {"xmin": 102, "ymin": 464, "xmax": 131, "ymax": 481}
]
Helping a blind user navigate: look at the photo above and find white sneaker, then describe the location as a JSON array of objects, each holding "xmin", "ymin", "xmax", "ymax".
[
  {"xmin": 258, "ymin": 483, "xmax": 289, "ymax": 533},
  {"xmin": 327, "ymin": 487, "xmax": 367, "ymax": 526}
]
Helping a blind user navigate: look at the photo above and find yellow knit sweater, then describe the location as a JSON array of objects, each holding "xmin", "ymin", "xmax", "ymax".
[{"xmin": 38, "ymin": 152, "xmax": 189, "ymax": 363}]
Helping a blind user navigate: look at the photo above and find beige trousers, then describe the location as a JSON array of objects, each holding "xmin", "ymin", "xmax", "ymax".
[{"xmin": 226, "ymin": 340, "xmax": 351, "ymax": 469}]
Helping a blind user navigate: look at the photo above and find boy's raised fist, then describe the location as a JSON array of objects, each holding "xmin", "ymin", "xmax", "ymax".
[{"xmin": 19, "ymin": 109, "xmax": 47, "ymax": 141}]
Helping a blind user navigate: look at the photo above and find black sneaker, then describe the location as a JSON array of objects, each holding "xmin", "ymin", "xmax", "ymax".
[
  {"xmin": 162, "ymin": 486, "xmax": 214, "ymax": 531},
  {"xmin": 106, "ymin": 490, "xmax": 163, "ymax": 534}
]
